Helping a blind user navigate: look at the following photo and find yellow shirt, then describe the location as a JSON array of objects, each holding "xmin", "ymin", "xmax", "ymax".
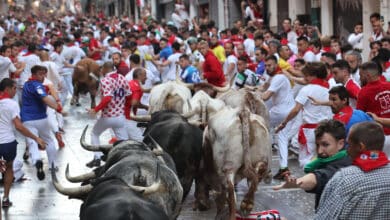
[
  {"xmin": 278, "ymin": 57, "xmax": 292, "ymax": 71},
  {"xmin": 212, "ymin": 45, "xmax": 226, "ymax": 63}
]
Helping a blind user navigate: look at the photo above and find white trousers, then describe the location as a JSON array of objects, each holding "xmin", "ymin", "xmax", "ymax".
[
  {"xmin": 270, "ymin": 109, "xmax": 296, "ymax": 168},
  {"xmin": 47, "ymin": 96, "xmax": 64, "ymax": 133},
  {"xmin": 91, "ymin": 116, "xmax": 128, "ymax": 159},
  {"xmin": 61, "ymin": 72, "xmax": 73, "ymax": 96},
  {"xmin": 23, "ymin": 118, "xmax": 57, "ymax": 167},
  {"xmin": 298, "ymin": 127, "xmax": 317, "ymax": 167},
  {"xmin": 125, "ymin": 120, "xmax": 144, "ymax": 142}
]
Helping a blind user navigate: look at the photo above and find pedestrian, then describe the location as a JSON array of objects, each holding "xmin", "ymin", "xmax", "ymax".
[
  {"xmin": 276, "ymin": 62, "xmax": 332, "ymax": 167},
  {"xmin": 314, "ymin": 122, "xmax": 390, "ymax": 219},
  {"xmin": 178, "ymin": 54, "xmax": 201, "ymax": 83},
  {"xmin": 0, "ymin": 78, "xmax": 46, "ymax": 206},
  {"xmin": 273, "ymin": 119, "xmax": 351, "ymax": 210},
  {"xmin": 21, "ymin": 65, "xmax": 61, "ymax": 180},
  {"xmin": 261, "ymin": 55, "xmax": 296, "ymax": 179},
  {"xmin": 124, "ymin": 68, "xmax": 149, "ymax": 141},
  {"xmin": 356, "ymin": 61, "xmax": 390, "ymax": 157},
  {"xmin": 86, "ymin": 62, "xmax": 131, "ymax": 168},
  {"xmin": 198, "ymin": 40, "xmax": 226, "ymax": 87}
]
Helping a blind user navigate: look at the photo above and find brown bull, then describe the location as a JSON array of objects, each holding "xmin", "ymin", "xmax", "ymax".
[{"xmin": 71, "ymin": 58, "xmax": 100, "ymax": 108}]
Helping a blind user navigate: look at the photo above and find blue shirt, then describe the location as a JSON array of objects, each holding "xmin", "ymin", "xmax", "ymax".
[
  {"xmin": 181, "ymin": 65, "xmax": 201, "ymax": 83},
  {"xmin": 21, "ymin": 80, "xmax": 48, "ymax": 122},
  {"xmin": 256, "ymin": 61, "xmax": 265, "ymax": 76},
  {"xmin": 346, "ymin": 109, "xmax": 373, "ymax": 135},
  {"xmin": 159, "ymin": 46, "xmax": 173, "ymax": 61}
]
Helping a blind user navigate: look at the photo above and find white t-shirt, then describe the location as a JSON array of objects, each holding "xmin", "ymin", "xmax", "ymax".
[
  {"xmin": 243, "ymin": 38, "xmax": 255, "ymax": 56},
  {"xmin": 162, "ymin": 53, "xmax": 182, "ymax": 82},
  {"xmin": 302, "ymin": 51, "xmax": 316, "ymax": 62},
  {"xmin": 351, "ymin": 69, "xmax": 361, "ymax": 86},
  {"xmin": 267, "ymin": 74, "xmax": 295, "ymax": 117},
  {"xmin": 0, "ymin": 56, "xmax": 17, "ymax": 81},
  {"xmin": 0, "ymin": 98, "xmax": 20, "ymax": 143},
  {"xmin": 295, "ymin": 84, "xmax": 332, "ymax": 124},
  {"xmin": 223, "ymin": 55, "xmax": 237, "ymax": 77},
  {"xmin": 17, "ymin": 54, "xmax": 42, "ymax": 87}
]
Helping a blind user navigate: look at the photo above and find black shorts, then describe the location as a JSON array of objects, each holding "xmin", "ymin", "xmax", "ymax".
[{"xmin": 0, "ymin": 140, "xmax": 17, "ymax": 161}]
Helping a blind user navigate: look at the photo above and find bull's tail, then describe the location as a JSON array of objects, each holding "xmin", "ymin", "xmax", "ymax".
[
  {"xmin": 239, "ymin": 107, "xmax": 256, "ymax": 180},
  {"xmin": 244, "ymin": 91, "xmax": 259, "ymax": 115}
]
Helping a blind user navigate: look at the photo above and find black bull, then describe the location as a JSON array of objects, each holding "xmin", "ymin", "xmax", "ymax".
[
  {"xmin": 53, "ymin": 139, "xmax": 183, "ymax": 220},
  {"xmin": 142, "ymin": 110, "xmax": 203, "ymax": 200}
]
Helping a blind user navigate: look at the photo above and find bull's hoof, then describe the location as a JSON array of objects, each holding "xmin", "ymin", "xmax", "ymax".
[
  {"xmin": 76, "ymin": 103, "xmax": 81, "ymax": 107},
  {"xmin": 192, "ymin": 199, "xmax": 210, "ymax": 211},
  {"xmin": 263, "ymin": 170, "xmax": 272, "ymax": 184},
  {"xmin": 240, "ymin": 198, "xmax": 254, "ymax": 216}
]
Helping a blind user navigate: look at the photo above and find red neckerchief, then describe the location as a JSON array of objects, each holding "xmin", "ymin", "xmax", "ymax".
[
  {"xmin": 67, "ymin": 43, "xmax": 75, "ymax": 47},
  {"xmin": 242, "ymin": 52, "xmax": 253, "ymax": 64},
  {"xmin": 210, "ymin": 44, "xmax": 220, "ymax": 50},
  {"xmin": 28, "ymin": 77, "xmax": 40, "ymax": 82},
  {"xmin": 23, "ymin": 51, "xmax": 34, "ymax": 56},
  {"xmin": 326, "ymin": 73, "xmax": 333, "ymax": 81},
  {"xmin": 274, "ymin": 66, "xmax": 283, "ymax": 75},
  {"xmin": 0, "ymin": 92, "xmax": 10, "ymax": 100},
  {"xmin": 298, "ymin": 123, "xmax": 318, "ymax": 154},
  {"xmin": 109, "ymin": 73, "xmax": 118, "ymax": 79},
  {"xmin": 322, "ymin": 46, "xmax": 331, "ymax": 53},
  {"xmin": 385, "ymin": 61, "xmax": 390, "ymax": 70},
  {"xmin": 310, "ymin": 78, "xmax": 329, "ymax": 89},
  {"xmin": 353, "ymin": 150, "xmax": 389, "ymax": 172},
  {"xmin": 280, "ymin": 38, "xmax": 288, "ymax": 45},
  {"xmin": 333, "ymin": 106, "xmax": 353, "ymax": 124},
  {"xmin": 300, "ymin": 48, "xmax": 314, "ymax": 57},
  {"xmin": 168, "ymin": 35, "xmax": 176, "ymax": 46},
  {"xmin": 247, "ymin": 33, "xmax": 254, "ymax": 39}
]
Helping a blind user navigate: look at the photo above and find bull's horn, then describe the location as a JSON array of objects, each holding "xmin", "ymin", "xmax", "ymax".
[
  {"xmin": 183, "ymin": 83, "xmax": 194, "ymax": 89},
  {"xmin": 130, "ymin": 111, "xmax": 151, "ymax": 122},
  {"xmin": 147, "ymin": 134, "xmax": 164, "ymax": 156},
  {"xmin": 212, "ymin": 83, "xmax": 230, "ymax": 92},
  {"xmin": 243, "ymin": 85, "xmax": 257, "ymax": 91},
  {"xmin": 129, "ymin": 163, "xmax": 161, "ymax": 195},
  {"xmin": 80, "ymin": 125, "xmax": 113, "ymax": 152},
  {"xmin": 188, "ymin": 120, "xmax": 202, "ymax": 127},
  {"xmin": 65, "ymin": 164, "xmax": 96, "ymax": 183},
  {"xmin": 175, "ymin": 79, "xmax": 195, "ymax": 89},
  {"xmin": 51, "ymin": 164, "xmax": 93, "ymax": 197},
  {"xmin": 181, "ymin": 109, "xmax": 197, "ymax": 118}
]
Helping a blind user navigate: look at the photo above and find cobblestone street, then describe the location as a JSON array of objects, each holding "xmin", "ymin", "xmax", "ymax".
[{"xmin": 2, "ymin": 96, "xmax": 314, "ymax": 220}]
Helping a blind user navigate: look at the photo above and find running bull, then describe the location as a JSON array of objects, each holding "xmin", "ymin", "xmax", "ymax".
[
  {"xmin": 195, "ymin": 107, "xmax": 272, "ymax": 220},
  {"xmin": 52, "ymin": 128, "xmax": 183, "ymax": 220},
  {"xmin": 70, "ymin": 58, "xmax": 100, "ymax": 108},
  {"xmin": 131, "ymin": 110, "xmax": 203, "ymax": 200}
]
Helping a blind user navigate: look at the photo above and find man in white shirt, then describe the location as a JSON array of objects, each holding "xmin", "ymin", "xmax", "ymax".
[
  {"xmin": 0, "ymin": 46, "xmax": 25, "ymax": 81},
  {"xmin": 344, "ymin": 50, "xmax": 362, "ymax": 85},
  {"xmin": 261, "ymin": 55, "xmax": 296, "ymax": 179},
  {"xmin": 297, "ymin": 36, "xmax": 316, "ymax": 62},
  {"xmin": 348, "ymin": 22, "xmax": 364, "ymax": 51},
  {"xmin": 276, "ymin": 62, "xmax": 332, "ymax": 167},
  {"xmin": 223, "ymin": 42, "xmax": 238, "ymax": 83},
  {"xmin": 61, "ymin": 38, "xmax": 86, "ymax": 96},
  {"xmin": 158, "ymin": 42, "xmax": 182, "ymax": 82},
  {"xmin": 17, "ymin": 44, "xmax": 42, "ymax": 103},
  {"xmin": 0, "ymin": 78, "xmax": 45, "ymax": 207}
]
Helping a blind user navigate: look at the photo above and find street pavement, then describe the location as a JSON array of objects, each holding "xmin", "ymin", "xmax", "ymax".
[{"xmin": 1, "ymin": 95, "xmax": 315, "ymax": 220}]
